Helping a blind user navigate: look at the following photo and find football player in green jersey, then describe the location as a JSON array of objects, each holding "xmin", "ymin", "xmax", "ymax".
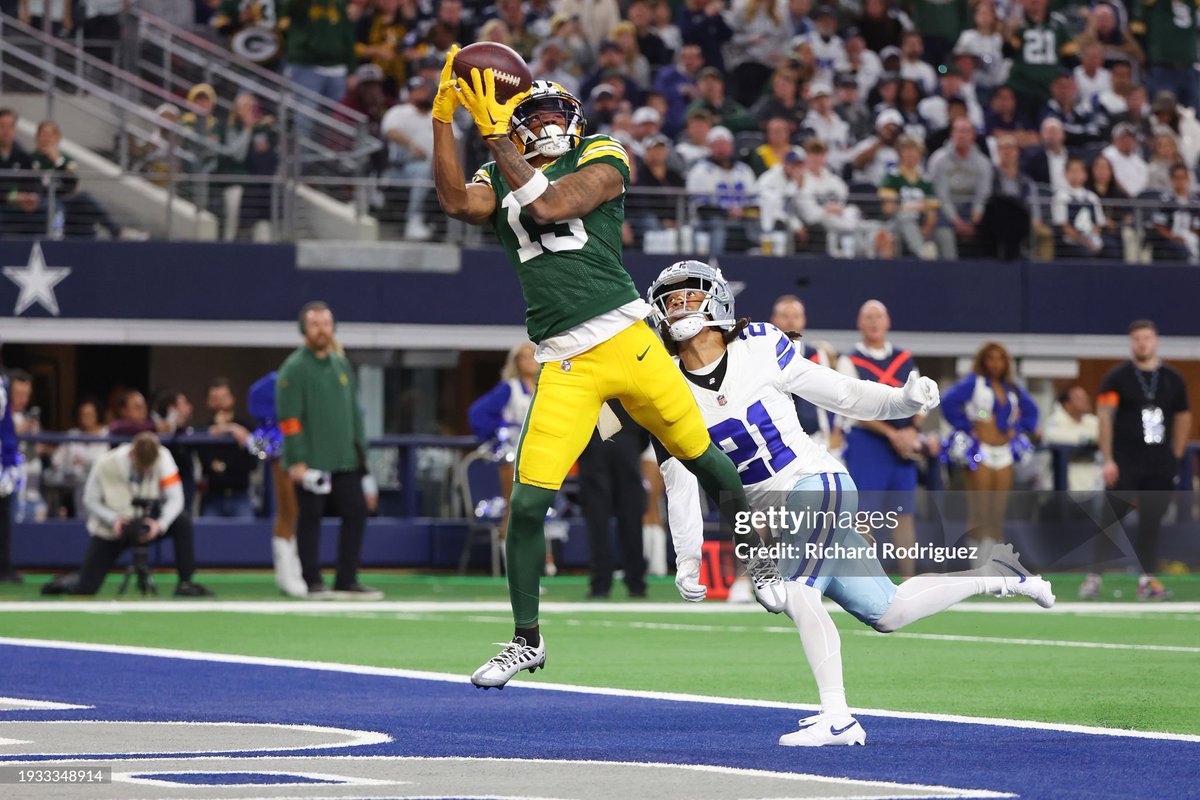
[{"xmin": 432, "ymin": 50, "xmax": 778, "ymax": 689}]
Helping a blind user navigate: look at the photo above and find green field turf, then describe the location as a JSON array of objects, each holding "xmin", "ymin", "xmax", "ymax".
[{"xmin": 1, "ymin": 573, "xmax": 1197, "ymax": 736}]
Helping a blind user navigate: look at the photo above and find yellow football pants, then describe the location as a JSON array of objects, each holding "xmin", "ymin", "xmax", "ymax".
[{"xmin": 515, "ymin": 321, "xmax": 710, "ymax": 490}]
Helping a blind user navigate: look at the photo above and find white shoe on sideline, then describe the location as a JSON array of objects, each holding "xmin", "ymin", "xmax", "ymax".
[
  {"xmin": 404, "ymin": 218, "xmax": 432, "ymax": 241},
  {"xmin": 779, "ymin": 713, "xmax": 866, "ymax": 747},
  {"xmin": 471, "ymin": 636, "xmax": 547, "ymax": 689},
  {"xmin": 272, "ymin": 536, "xmax": 307, "ymax": 598},
  {"xmin": 986, "ymin": 543, "xmax": 1055, "ymax": 608}
]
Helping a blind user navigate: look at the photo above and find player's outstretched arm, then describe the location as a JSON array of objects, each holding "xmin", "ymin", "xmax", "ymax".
[
  {"xmin": 658, "ymin": 452, "xmax": 707, "ymax": 602},
  {"xmin": 785, "ymin": 353, "xmax": 939, "ymax": 420},
  {"xmin": 432, "ymin": 121, "xmax": 495, "ymax": 224},
  {"xmin": 486, "ymin": 135, "xmax": 623, "ymax": 225}
]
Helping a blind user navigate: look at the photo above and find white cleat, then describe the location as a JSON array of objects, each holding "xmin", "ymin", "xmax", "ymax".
[
  {"xmin": 986, "ymin": 543, "xmax": 1055, "ymax": 608},
  {"xmin": 470, "ymin": 636, "xmax": 547, "ymax": 689},
  {"xmin": 747, "ymin": 554, "xmax": 787, "ymax": 613},
  {"xmin": 779, "ymin": 713, "xmax": 867, "ymax": 747}
]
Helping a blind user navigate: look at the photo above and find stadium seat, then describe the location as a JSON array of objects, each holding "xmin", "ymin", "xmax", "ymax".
[{"xmin": 454, "ymin": 449, "xmax": 506, "ymax": 577}]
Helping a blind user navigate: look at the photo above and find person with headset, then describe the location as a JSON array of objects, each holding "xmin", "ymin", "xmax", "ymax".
[{"xmin": 276, "ymin": 301, "xmax": 381, "ymax": 600}]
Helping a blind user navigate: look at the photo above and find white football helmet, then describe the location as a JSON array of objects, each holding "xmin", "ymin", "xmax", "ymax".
[
  {"xmin": 510, "ymin": 80, "xmax": 586, "ymax": 160},
  {"xmin": 647, "ymin": 260, "xmax": 737, "ymax": 342}
]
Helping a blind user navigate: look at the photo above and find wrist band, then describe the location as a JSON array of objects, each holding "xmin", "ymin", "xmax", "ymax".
[{"xmin": 510, "ymin": 170, "xmax": 549, "ymax": 206}]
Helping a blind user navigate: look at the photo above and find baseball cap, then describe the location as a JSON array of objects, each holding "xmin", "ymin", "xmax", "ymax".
[
  {"xmin": 706, "ymin": 125, "xmax": 734, "ymax": 144},
  {"xmin": 643, "ymin": 134, "xmax": 672, "ymax": 149},
  {"xmin": 632, "ymin": 106, "xmax": 662, "ymax": 125},
  {"xmin": 355, "ymin": 63, "xmax": 384, "ymax": 83},
  {"xmin": 880, "ymin": 45, "xmax": 902, "ymax": 62},
  {"xmin": 187, "ymin": 83, "xmax": 216, "ymax": 102},
  {"xmin": 697, "ymin": 66, "xmax": 724, "ymax": 81},
  {"xmin": 875, "ymin": 108, "xmax": 904, "ymax": 131},
  {"xmin": 1153, "ymin": 91, "xmax": 1177, "ymax": 113},
  {"xmin": 835, "ymin": 72, "xmax": 858, "ymax": 88},
  {"xmin": 1113, "ymin": 121, "xmax": 1138, "ymax": 138},
  {"xmin": 783, "ymin": 146, "xmax": 807, "ymax": 164},
  {"xmin": 814, "ymin": 5, "xmax": 836, "ymax": 18},
  {"xmin": 589, "ymin": 84, "xmax": 616, "ymax": 100},
  {"xmin": 809, "ymin": 82, "xmax": 832, "ymax": 99}
]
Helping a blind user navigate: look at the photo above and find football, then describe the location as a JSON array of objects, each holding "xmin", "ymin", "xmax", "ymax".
[{"xmin": 452, "ymin": 42, "xmax": 533, "ymax": 103}]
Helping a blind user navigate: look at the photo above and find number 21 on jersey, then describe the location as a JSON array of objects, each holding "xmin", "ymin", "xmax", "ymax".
[{"xmin": 708, "ymin": 400, "xmax": 797, "ymax": 485}]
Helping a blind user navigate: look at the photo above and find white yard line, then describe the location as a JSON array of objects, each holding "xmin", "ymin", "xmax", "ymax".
[{"xmin": 1, "ymin": 637, "xmax": 1197, "ymax": 744}]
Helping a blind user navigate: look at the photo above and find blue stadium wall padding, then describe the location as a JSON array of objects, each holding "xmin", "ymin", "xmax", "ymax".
[{"xmin": 1, "ymin": 241, "xmax": 1197, "ymax": 336}]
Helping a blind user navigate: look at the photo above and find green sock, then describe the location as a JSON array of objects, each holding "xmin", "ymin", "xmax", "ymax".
[
  {"xmin": 505, "ymin": 482, "xmax": 555, "ymax": 627},
  {"xmin": 680, "ymin": 442, "xmax": 756, "ymax": 550}
]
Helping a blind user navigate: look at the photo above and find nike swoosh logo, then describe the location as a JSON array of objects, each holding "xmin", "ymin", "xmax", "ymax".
[
  {"xmin": 636, "ymin": 346, "xmax": 651, "ymax": 361},
  {"xmin": 993, "ymin": 560, "xmax": 1027, "ymax": 583},
  {"xmin": 830, "ymin": 721, "xmax": 858, "ymax": 736}
]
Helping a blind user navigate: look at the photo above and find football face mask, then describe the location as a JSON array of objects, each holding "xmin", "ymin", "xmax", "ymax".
[
  {"xmin": 510, "ymin": 81, "xmax": 586, "ymax": 160},
  {"xmin": 648, "ymin": 260, "xmax": 736, "ymax": 342}
]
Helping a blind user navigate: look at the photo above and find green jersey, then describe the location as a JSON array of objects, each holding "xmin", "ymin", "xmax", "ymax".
[
  {"xmin": 1132, "ymin": 0, "xmax": 1200, "ymax": 67},
  {"xmin": 1004, "ymin": 11, "xmax": 1075, "ymax": 102},
  {"xmin": 472, "ymin": 134, "xmax": 638, "ymax": 343},
  {"xmin": 879, "ymin": 168, "xmax": 938, "ymax": 219}
]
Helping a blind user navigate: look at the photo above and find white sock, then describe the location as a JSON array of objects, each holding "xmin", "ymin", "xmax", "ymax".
[
  {"xmin": 784, "ymin": 581, "xmax": 849, "ymax": 717},
  {"xmin": 874, "ymin": 568, "xmax": 1006, "ymax": 633}
]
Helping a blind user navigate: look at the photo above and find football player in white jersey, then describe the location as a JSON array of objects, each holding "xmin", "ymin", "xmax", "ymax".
[{"xmin": 646, "ymin": 261, "xmax": 1056, "ymax": 747}]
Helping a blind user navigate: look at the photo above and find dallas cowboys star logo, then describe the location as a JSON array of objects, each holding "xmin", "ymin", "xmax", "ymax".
[{"xmin": 3, "ymin": 242, "xmax": 71, "ymax": 316}]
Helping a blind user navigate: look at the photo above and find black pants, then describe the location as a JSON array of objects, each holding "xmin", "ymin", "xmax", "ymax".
[
  {"xmin": 72, "ymin": 513, "xmax": 197, "ymax": 594},
  {"xmin": 1111, "ymin": 465, "xmax": 1177, "ymax": 573},
  {"xmin": 578, "ymin": 429, "xmax": 647, "ymax": 596},
  {"xmin": 295, "ymin": 471, "xmax": 367, "ymax": 589},
  {"xmin": 0, "ymin": 494, "xmax": 12, "ymax": 574}
]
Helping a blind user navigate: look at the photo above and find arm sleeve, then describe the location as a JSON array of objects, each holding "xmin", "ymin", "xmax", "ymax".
[
  {"xmin": 1016, "ymin": 385, "xmax": 1040, "ymax": 434},
  {"xmin": 780, "ymin": 346, "xmax": 925, "ymax": 420},
  {"xmin": 82, "ymin": 464, "xmax": 119, "ymax": 527},
  {"xmin": 276, "ymin": 361, "xmax": 310, "ymax": 468},
  {"xmin": 660, "ymin": 455, "xmax": 706, "ymax": 565},
  {"xmin": 468, "ymin": 382, "xmax": 513, "ymax": 440},
  {"xmin": 940, "ymin": 375, "xmax": 976, "ymax": 432}
]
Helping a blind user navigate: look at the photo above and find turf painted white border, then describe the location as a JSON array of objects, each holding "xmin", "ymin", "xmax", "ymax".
[
  {"xmin": 1, "ymin": 600, "xmax": 1197, "ymax": 614},
  {"xmin": 2, "ymin": 637, "xmax": 1196, "ymax": 744}
]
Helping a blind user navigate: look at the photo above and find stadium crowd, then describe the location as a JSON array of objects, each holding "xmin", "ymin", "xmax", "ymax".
[{"xmin": 5, "ymin": 0, "xmax": 1200, "ymax": 258}]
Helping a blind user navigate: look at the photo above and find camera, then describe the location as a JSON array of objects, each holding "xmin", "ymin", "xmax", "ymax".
[{"xmin": 121, "ymin": 497, "xmax": 162, "ymax": 547}]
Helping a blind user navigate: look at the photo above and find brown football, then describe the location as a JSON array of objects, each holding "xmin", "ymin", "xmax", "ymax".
[{"xmin": 452, "ymin": 42, "xmax": 533, "ymax": 103}]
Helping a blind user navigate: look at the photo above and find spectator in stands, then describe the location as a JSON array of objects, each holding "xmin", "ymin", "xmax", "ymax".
[
  {"xmin": 784, "ymin": 0, "xmax": 814, "ymax": 36},
  {"xmin": 1004, "ymin": 0, "xmax": 1073, "ymax": 117},
  {"xmin": 1022, "ymin": 117, "xmax": 1069, "ymax": 193},
  {"xmin": 57, "ymin": 431, "xmax": 213, "ymax": 596},
  {"xmin": 1043, "ymin": 386, "xmax": 1101, "ymax": 493},
  {"xmin": 627, "ymin": 0, "xmax": 673, "ymax": 68},
  {"xmin": 675, "ymin": 107, "xmax": 715, "ymax": 169},
  {"xmin": 609, "ymin": 21, "xmax": 651, "ymax": 91},
  {"xmin": 750, "ymin": 67, "xmax": 806, "ymax": 129},
  {"xmin": 381, "ymin": 75, "xmax": 437, "ymax": 241},
  {"xmin": 687, "ymin": 66, "xmax": 757, "ymax": 133},
  {"xmin": 952, "ymin": 1, "xmax": 1006, "ymax": 95},
  {"xmin": 898, "ymin": 31, "xmax": 936, "ymax": 95},
  {"xmin": 798, "ymin": 5, "xmax": 844, "ymax": 84},
  {"xmin": 1145, "ymin": 163, "xmax": 1200, "ymax": 262},
  {"xmin": 1073, "ymin": 2, "xmax": 1143, "ymax": 68},
  {"xmin": 1096, "ymin": 319, "xmax": 1192, "ymax": 600},
  {"xmin": 835, "ymin": 72, "xmax": 872, "ymax": 143},
  {"xmin": 1052, "ymin": 157, "xmax": 1120, "ymax": 259},
  {"xmin": 979, "ymin": 133, "xmax": 1038, "ymax": 260},
  {"xmin": 1086, "ymin": 153, "xmax": 1132, "ymax": 233},
  {"xmin": 79, "ymin": 0, "xmax": 124, "ymax": 68},
  {"xmin": 686, "ymin": 125, "xmax": 757, "ymax": 254},
  {"xmin": 879, "ymin": 136, "xmax": 941, "ymax": 259},
  {"xmin": 555, "ymin": 0, "xmax": 620, "ymax": 50},
  {"xmin": 676, "ymin": 0, "xmax": 734, "ymax": 74},
  {"xmin": 984, "ymin": 85, "xmax": 1037, "ymax": 148},
  {"xmin": 49, "ymin": 398, "xmax": 108, "ymax": 519},
  {"xmin": 652, "ymin": 0, "xmax": 684, "ymax": 53},
  {"xmin": 1132, "ymin": 0, "xmax": 1200, "ymax": 111},
  {"xmin": 353, "ymin": 0, "xmax": 415, "ymax": 95},
  {"xmin": 1096, "ymin": 59, "xmax": 1137, "ymax": 126},
  {"xmin": 629, "ymin": 134, "xmax": 686, "ymax": 242},
  {"xmin": 928, "ymin": 117, "xmax": 992, "ymax": 257},
  {"xmin": 747, "ymin": 115, "xmax": 796, "ymax": 176},
  {"xmin": 726, "ymin": 0, "xmax": 792, "ymax": 107},
  {"xmin": 529, "ymin": 39, "xmax": 580, "ymax": 97},
  {"xmin": 755, "ymin": 146, "xmax": 807, "ymax": 252},
  {"xmin": 223, "ymin": 92, "xmax": 279, "ymax": 238},
  {"xmin": 849, "ymin": 108, "xmax": 903, "ymax": 185},
  {"xmin": 894, "ymin": 78, "xmax": 928, "ymax": 144},
  {"xmin": 840, "ymin": 27, "xmax": 883, "ymax": 96},
  {"xmin": 281, "ymin": 0, "xmax": 355, "ymax": 104},
  {"xmin": 1073, "ymin": 43, "xmax": 1111, "ymax": 109},
  {"xmin": 417, "ymin": 0, "xmax": 473, "ymax": 49},
  {"xmin": 0, "ymin": 108, "xmax": 42, "ymax": 238},
  {"xmin": 181, "ymin": 81, "xmax": 223, "ymax": 196},
  {"xmin": 475, "ymin": 17, "xmax": 511, "ymax": 46},
  {"xmin": 1040, "ymin": 72, "xmax": 1102, "ymax": 149},
  {"xmin": 1100, "ymin": 122, "xmax": 1148, "ymax": 197},
  {"xmin": 801, "ymin": 83, "xmax": 851, "ymax": 172},
  {"xmin": 924, "ymin": 97, "xmax": 974, "ymax": 154},
  {"xmin": 17, "ymin": 0, "xmax": 72, "ymax": 34},
  {"xmin": 108, "ymin": 390, "xmax": 155, "ymax": 437},
  {"xmin": 32, "ymin": 121, "xmax": 129, "ymax": 240},
  {"xmin": 580, "ymin": 42, "xmax": 642, "ymax": 109},
  {"xmin": 1149, "ymin": 92, "xmax": 1200, "ymax": 171},
  {"xmin": 801, "ymin": 138, "xmax": 892, "ymax": 257},
  {"xmin": 629, "ymin": 106, "xmax": 664, "ymax": 156},
  {"xmin": 152, "ymin": 388, "xmax": 198, "ymax": 513},
  {"xmin": 857, "ymin": 0, "xmax": 909, "ymax": 54},
  {"xmin": 494, "ymin": 0, "xmax": 539, "ymax": 60},
  {"xmin": 1144, "ymin": 131, "xmax": 1183, "ymax": 194},
  {"xmin": 195, "ymin": 378, "xmax": 257, "ymax": 518},
  {"xmin": 653, "ymin": 42, "xmax": 705, "ymax": 136},
  {"xmin": 918, "ymin": 65, "xmax": 983, "ymax": 136},
  {"xmin": 131, "ymin": 103, "xmax": 186, "ymax": 184},
  {"xmin": 941, "ymin": 341, "xmax": 1038, "ymax": 552}
]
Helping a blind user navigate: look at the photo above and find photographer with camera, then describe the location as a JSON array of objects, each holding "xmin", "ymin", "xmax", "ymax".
[{"xmin": 62, "ymin": 431, "xmax": 213, "ymax": 596}]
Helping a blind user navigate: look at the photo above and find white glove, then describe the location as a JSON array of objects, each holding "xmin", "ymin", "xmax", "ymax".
[
  {"xmin": 675, "ymin": 555, "xmax": 707, "ymax": 602},
  {"xmin": 902, "ymin": 372, "xmax": 940, "ymax": 414}
]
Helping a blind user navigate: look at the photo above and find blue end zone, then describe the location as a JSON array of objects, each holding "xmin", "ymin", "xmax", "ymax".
[{"xmin": 2, "ymin": 644, "xmax": 1196, "ymax": 799}]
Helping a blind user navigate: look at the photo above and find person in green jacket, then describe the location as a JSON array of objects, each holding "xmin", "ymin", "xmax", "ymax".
[
  {"xmin": 276, "ymin": 301, "xmax": 380, "ymax": 599},
  {"xmin": 685, "ymin": 66, "xmax": 758, "ymax": 133}
]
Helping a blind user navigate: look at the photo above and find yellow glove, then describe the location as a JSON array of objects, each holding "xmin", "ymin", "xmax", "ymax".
[
  {"xmin": 456, "ymin": 68, "xmax": 530, "ymax": 139},
  {"xmin": 432, "ymin": 45, "xmax": 460, "ymax": 124}
]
